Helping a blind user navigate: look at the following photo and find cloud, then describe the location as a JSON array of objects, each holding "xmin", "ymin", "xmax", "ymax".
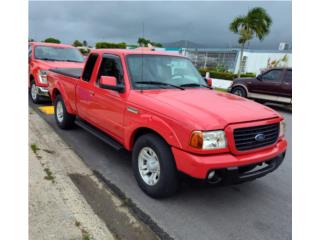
[{"xmin": 29, "ymin": 1, "xmax": 292, "ymax": 49}]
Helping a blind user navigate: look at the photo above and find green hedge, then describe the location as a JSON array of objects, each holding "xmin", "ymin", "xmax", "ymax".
[
  {"xmin": 198, "ymin": 68, "xmax": 256, "ymax": 80},
  {"xmin": 95, "ymin": 42, "xmax": 126, "ymax": 49}
]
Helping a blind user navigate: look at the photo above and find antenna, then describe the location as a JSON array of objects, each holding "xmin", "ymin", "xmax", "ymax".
[{"xmin": 140, "ymin": 22, "xmax": 144, "ymax": 92}]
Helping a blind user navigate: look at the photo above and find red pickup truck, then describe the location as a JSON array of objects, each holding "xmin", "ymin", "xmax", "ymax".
[
  {"xmin": 29, "ymin": 42, "xmax": 84, "ymax": 103},
  {"xmin": 47, "ymin": 49, "xmax": 287, "ymax": 198}
]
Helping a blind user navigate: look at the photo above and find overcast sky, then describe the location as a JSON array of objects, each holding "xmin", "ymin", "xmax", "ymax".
[{"xmin": 29, "ymin": 1, "xmax": 292, "ymax": 49}]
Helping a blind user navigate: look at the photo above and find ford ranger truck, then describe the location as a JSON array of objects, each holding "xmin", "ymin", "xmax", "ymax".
[
  {"xmin": 28, "ymin": 42, "xmax": 85, "ymax": 103},
  {"xmin": 47, "ymin": 49, "xmax": 287, "ymax": 198}
]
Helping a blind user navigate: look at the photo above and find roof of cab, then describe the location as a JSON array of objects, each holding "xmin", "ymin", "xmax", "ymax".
[
  {"xmin": 29, "ymin": 42, "xmax": 76, "ymax": 48},
  {"xmin": 90, "ymin": 48, "xmax": 183, "ymax": 57}
]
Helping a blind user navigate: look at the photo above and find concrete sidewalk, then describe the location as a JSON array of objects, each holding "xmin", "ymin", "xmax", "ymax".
[{"xmin": 29, "ymin": 108, "xmax": 114, "ymax": 240}]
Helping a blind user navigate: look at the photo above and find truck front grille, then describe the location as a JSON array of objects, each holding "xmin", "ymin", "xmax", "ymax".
[{"xmin": 233, "ymin": 123, "xmax": 279, "ymax": 151}]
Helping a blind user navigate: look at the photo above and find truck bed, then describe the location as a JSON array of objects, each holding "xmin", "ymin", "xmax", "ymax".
[{"xmin": 49, "ymin": 68, "xmax": 83, "ymax": 79}]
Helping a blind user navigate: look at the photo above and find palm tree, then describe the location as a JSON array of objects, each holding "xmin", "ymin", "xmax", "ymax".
[{"xmin": 230, "ymin": 7, "xmax": 272, "ymax": 77}]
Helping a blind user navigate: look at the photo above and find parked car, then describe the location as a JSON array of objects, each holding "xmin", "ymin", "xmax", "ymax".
[
  {"xmin": 28, "ymin": 42, "xmax": 85, "ymax": 103},
  {"xmin": 47, "ymin": 49, "xmax": 287, "ymax": 198},
  {"xmin": 229, "ymin": 67, "xmax": 292, "ymax": 104}
]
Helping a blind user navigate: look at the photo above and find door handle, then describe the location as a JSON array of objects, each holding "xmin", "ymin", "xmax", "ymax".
[{"xmin": 89, "ymin": 90, "xmax": 95, "ymax": 96}]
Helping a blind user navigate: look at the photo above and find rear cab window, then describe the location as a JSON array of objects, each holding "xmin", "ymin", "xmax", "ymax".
[
  {"xmin": 284, "ymin": 69, "xmax": 292, "ymax": 82},
  {"xmin": 82, "ymin": 53, "xmax": 98, "ymax": 82}
]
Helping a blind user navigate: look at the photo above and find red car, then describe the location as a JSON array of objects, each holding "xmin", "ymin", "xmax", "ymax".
[
  {"xmin": 28, "ymin": 42, "xmax": 85, "ymax": 103},
  {"xmin": 47, "ymin": 49, "xmax": 287, "ymax": 198}
]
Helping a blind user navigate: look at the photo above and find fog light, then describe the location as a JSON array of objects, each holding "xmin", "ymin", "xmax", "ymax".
[{"xmin": 208, "ymin": 171, "xmax": 216, "ymax": 179}]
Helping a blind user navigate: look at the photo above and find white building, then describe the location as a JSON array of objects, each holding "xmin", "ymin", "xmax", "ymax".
[{"xmin": 183, "ymin": 48, "xmax": 292, "ymax": 75}]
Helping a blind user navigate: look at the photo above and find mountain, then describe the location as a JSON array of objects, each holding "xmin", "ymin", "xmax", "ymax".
[{"xmin": 161, "ymin": 40, "xmax": 208, "ymax": 48}]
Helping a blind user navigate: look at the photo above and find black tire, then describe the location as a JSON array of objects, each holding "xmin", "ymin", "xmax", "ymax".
[
  {"xmin": 54, "ymin": 95, "xmax": 75, "ymax": 129},
  {"xmin": 132, "ymin": 133, "xmax": 179, "ymax": 198},
  {"xmin": 231, "ymin": 86, "xmax": 247, "ymax": 98},
  {"xmin": 29, "ymin": 80, "xmax": 41, "ymax": 104}
]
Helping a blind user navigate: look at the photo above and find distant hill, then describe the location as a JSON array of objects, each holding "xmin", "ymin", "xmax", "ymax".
[{"xmin": 161, "ymin": 40, "xmax": 208, "ymax": 48}]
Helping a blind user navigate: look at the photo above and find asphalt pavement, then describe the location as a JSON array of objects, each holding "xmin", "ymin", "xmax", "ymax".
[{"xmin": 30, "ymin": 100, "xmax": 292, "ymax": 240}]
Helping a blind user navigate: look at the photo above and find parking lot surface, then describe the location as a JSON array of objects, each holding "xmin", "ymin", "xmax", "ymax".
[{"xmin": 30, "ymin": 101, "xmax": 291, "ymax": 240}]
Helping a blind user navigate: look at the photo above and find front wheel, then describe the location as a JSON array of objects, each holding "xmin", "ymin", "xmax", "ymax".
[
  {"xmin": 30, "ymin": 80, "xmax": 41, "ymax": 104},
  {"xmin": 132, "ymin": 133, "xmax": 179, "ymax": 198},
  {"xmin": 231, "ymin": 86, "xmax": 247, "ymax": 98},
  {"xmin": 54, "ymin": 95, "xmax": 75, "ymax": 129}
]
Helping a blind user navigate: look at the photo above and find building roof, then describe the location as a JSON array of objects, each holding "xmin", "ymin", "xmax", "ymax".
[{"xmin": 184, "ymin": 47, "xmax": 292, "ymax": 54}]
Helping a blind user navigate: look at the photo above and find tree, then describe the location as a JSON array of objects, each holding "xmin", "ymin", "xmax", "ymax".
[
  {"xmin": 43, "ymin": 37, "xmax": 61, "ymax": 44},
  {"xmin": 137, "ymin": 37, "xmax": 162, "ymax": 47},
  {"xmin": 73, "ymin": 40, "xmax": 83, "ymax": 47},
  {"xmin": 229, "ymin": 7, "xmax": 272, "ymax": 77},
  {"xmin": 83, "ymin": 40, "xmax": 87, "ymax": 47}
]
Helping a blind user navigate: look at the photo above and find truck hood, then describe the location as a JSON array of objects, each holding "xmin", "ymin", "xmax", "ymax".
[
  {"xmin": 140, "ymin": 88, "xmax": 280, "ymax": 130},
  {"xmin": 34, "ymin": 60, "xmax": 84, "ymax": 70}
]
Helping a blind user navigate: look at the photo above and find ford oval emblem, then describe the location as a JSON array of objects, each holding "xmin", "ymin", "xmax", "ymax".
[{"xmin": 255, "ymin": 133, "xmax": 265, "ymax": 142}]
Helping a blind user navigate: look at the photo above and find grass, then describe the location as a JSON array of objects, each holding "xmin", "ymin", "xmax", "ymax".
[
  {"xmin": 44, "ymin": 168, "xmax": 55, "ymax": 182},
  {"xmin": 75, "ymin": 221, "xmax": 91, "ymax": 240},
  {"xmin": 213, "ymin": 87, "xmax": 228, "ymax": 92},
  {"xmin": 30, "ymin": 144, "xmax": 40, "ymax": 154}
]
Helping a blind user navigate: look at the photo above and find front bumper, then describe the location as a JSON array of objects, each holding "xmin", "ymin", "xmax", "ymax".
[
  {"xmin": 172, "ymin": 138, "xmax": 287, "ymax": 179},
  {"xmin": 36, "ymin": 86, "xmax": 49, "ymax": 97}
]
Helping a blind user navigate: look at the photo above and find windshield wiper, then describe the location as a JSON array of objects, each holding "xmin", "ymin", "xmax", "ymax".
[
  {"xmin": 180, "ymin": 83, "xmax": 213, "ymax": 89},
  {"xmin": 135, "ymin": 81, "xmax": 185, "ymax": 90},
  {"xmin": 37, "ymin": 58, "xmax": 57, "ymax": 61}
]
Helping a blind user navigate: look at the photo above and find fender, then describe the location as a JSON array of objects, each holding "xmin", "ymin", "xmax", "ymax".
[
  {"xmin": 53, "ymin": 80, "xmax": 76, "ymax": 115},
  {"xmin": 124, "ymin": 112, "xmax": 183, "ymax": 150},
  {"xmin": 231, "ymin": 83, "xmax": 249, "ymax": 94}
]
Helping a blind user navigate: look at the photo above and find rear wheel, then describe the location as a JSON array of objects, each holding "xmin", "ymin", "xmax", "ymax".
[
  {"xmin": 54, "ymin": 95, "xmax": 75, "ymax": 129},
  {"xmin": 132, "ymin": 133, "xmax": 179, "ymax": 198},
  {"xmin": 231, "ymin": 86, "xmax": 247, "ymax": 98},
  {"xmin": 30, "ymin": 80, "xmax": 41, "ymax": 104}
]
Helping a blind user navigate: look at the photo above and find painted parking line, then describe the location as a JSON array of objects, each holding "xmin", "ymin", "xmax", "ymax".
[{"xmin": 38, "ymin": 106, "xmax": 54, "ymax": 115}]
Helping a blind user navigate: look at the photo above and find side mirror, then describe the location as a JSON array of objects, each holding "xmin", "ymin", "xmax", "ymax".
[
  {"xmin": 100, "ymin": 76, "xmax": 124, "ymax": 93},
  {"xmin": 257, "ymin": 74, "xmax": 262, "ymax": 80}
]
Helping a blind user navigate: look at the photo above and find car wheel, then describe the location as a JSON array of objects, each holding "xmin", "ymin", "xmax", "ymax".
[
  {"xmin": 132, "ymin": 133, "xmax": 179, "ymax": 198},
  {"xmin": 30, "ymin": 80, "xmax": 41, "ymax": 104},
  {"xmin": 231, "ymin": 86, "xmax": 247, "ymax": 98},
  {"xmin": 54, "ymin": 95, "xmax": 75, "ymax": 129}
]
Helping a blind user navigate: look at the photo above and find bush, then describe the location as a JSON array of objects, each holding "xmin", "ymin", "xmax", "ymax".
[
  {"xmin": 198, "ymin": 68, "xmax": 256, "ymax": 80},
  {"xmin": 95, "ymin": 42, "xmax": 126, "ymax": 49},
  {"xmin": 43, "ymin": 37, "xmax": 61, "ymax": 44}
]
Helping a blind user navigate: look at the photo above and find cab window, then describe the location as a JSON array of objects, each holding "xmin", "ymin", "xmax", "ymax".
[
  {"xmin": 82, "ymin": 53, "xmax": 98, "ymax": 82},
  {"xmin": 261, "ymin": 69, "xmax": 283, "ymax": 82},
  {"xmin": 96, "ymin": 54, "xmax": 124, "ymax": 86}
]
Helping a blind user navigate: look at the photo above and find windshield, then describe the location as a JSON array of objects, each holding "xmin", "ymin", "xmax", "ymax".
[
  {"xmin": 34, "ymin": 46, "xmax": 84, "ymax": 62},
  {"xmin": 126, "ymin": 54, "xmax": 206, "ymax": 89}
]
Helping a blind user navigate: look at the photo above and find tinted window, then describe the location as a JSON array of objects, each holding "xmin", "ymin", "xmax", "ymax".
[
  {"xmin": 82, "ymin": 54, "xmax": 98, "ymax": 82},
  {"xmin": 97, "ymin": 54, "xmax": 123, "ymax": 85},
  {"xmin": 261, "ymin": 69, "xmax": 283, "ymax": 82},
  {"xmin": 285, "ymin": 70, "xmax": 292, "ymax": 82},
  {"xmin": 34, "ymin": 46, "xmax": 84, "ymax": 62}
]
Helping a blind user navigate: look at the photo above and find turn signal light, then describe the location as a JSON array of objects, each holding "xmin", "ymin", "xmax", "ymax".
[{"xmin": 190, "ymin": 131, "xmax": 203, "ymax": 149}]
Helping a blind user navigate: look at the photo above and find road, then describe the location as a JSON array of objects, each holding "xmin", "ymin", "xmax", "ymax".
[{"xmin": 30, "ymin": 101, "xmax": 292, "ymax": 240}]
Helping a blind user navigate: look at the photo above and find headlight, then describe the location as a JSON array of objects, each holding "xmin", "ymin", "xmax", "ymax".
[
  {"xmin": 38, "ymin": 70, "xmax": 48, "ymax": 84},
  {"xmin": 279, "ymin": 120, "xmax": 286, "ymax": 138},
  {"xmin": 190, "ymin": 130, "xmax": 227, "ymax": 150}
]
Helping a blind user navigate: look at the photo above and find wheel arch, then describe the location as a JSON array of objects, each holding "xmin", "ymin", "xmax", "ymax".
[{"xmin": 231, "ymin": 84, "xmax": 249, "ymax": 95}]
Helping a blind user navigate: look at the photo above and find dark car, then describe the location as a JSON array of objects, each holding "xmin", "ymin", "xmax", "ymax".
[{"xmin": 229, "ymin": 67, "xmax": 292, "ymax": 104}]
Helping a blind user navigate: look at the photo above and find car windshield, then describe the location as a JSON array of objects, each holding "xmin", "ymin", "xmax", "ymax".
[
  {"xmin": 126, "ymin": 54, "xmax": 206, "ymax": 89},
  {"xmin": 34, "ymin": 46, "xmax": 84, "ymax": 62}
]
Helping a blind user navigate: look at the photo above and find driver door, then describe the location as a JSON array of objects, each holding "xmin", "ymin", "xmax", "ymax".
[
  {"xmin": 90, "ymin": 54, "xmax": 126, "ymax": 141},
  {"xmin": 253, "ymin": 69, "xmax": 284, "ymax": 95}
]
